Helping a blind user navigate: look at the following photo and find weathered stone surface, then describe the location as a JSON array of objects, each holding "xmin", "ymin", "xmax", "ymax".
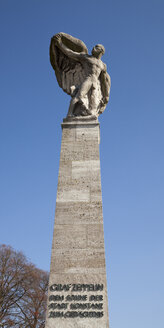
[
  {"xmin": 54, "ymin": 201, "xmax": 103, "ymax": 225},
  {"xmin": 45, "ymin": 117, "xmax": 109, "ymax": 328},
  {"xmin": 50, "ymin": 248, "xmax": 106, "ymax": 274}
]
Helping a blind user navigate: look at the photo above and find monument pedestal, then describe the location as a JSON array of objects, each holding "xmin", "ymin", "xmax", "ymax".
[{"xmin": 45, "ymin": 117, "xmax": 109, "ymax": 328}]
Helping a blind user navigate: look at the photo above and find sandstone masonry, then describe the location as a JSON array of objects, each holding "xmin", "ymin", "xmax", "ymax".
[{"xmin": 45, "ymin": 117, "xmax": 109, "ymax": 328}]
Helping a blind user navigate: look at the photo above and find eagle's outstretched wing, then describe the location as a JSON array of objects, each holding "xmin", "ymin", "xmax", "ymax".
[{"xmin": 50, "ymin": 32, "xmax": 88, "ymax": 96}]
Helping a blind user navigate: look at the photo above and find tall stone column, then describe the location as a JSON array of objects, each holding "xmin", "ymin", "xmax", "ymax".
[{"xmin": 45, "ymin": 116, "xmax": 109, "ymax": 328}]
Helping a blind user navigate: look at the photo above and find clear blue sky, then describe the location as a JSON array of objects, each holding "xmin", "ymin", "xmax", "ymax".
[{"xmin": 0, "ymin": 1, "xmax": 164, "ymax": 327}]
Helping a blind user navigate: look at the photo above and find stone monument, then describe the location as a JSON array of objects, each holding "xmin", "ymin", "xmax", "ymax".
[{"xmin": 45, "ymin": 32, "xmax": 111, "ymax": 328}]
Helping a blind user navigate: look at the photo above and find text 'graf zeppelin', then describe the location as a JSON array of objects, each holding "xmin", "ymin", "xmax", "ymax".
[{"xmin": 48, "ymin": 284, "xmax": 104, "ymax": 319}]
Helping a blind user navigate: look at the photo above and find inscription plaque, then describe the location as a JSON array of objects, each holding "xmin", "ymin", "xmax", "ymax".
[{"xmin": 48, "ymin": 284, "xmax": 104, "ymax": 319}]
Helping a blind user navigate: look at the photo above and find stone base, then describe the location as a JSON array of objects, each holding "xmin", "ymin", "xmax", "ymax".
[
  {"xmin": 45, "ymin": 118, "xmax": 109, "ymax": 328},
  {"xmin": 63, "ymin": 115, "xmax": 98, "ymax": 123}
]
